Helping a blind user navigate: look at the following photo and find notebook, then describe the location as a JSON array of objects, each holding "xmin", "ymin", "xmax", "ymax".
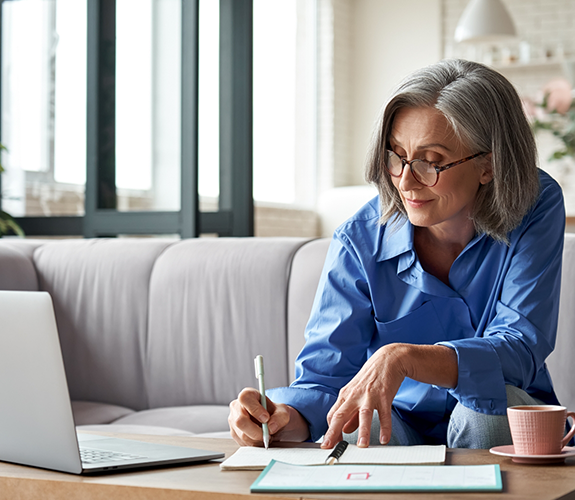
[
  {"xmin": 251, "ymin": 461, "xmax": 502, "ymax": 493},
  {"xmin": 220, "ymin": 442, "xmax": 446, "ymax": 470},
  {"xmin": 0, "ymin": 290, "xmax": 224, "ymax": 474}
]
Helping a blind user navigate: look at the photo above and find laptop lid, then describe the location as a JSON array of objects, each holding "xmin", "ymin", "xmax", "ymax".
[{"xmin": 0, "ymin": 290, "xmax": 223, "ymax": 474}]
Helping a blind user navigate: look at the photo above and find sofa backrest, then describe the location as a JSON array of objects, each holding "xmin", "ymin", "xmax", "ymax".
[
  {"xmin": 0, "ymin": 240, "xmax": 41, "ymax": 291},
  {"xmin": 547, "ymin": 233, "xmax": 575, "ymax": 412},
  {"xmin": 0, "ymin": 237, "xmax": 312, "ymax": 411},
  {"xmin": 145, "ymin": 237, "xmax": 311, "ymax": 408},
  {"xmin": 286, "ymin": 238, "xmax": 330, "ymax": 381},
  {"xmin": 28, "ymin": 239, "xmax": 173, "ymax": 411}
]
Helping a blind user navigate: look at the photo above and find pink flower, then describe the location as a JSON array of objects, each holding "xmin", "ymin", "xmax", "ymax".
[
  {"xmin": 521, "ymin": 96, "xmax": 536, "ymax": 119},
  {"xmin": 542, "ymin": 78, "xmax": 573, "ymax": 114},
  {"xmin": 522, "ymin": 95, "xmax": 546, "ymax": 121}
]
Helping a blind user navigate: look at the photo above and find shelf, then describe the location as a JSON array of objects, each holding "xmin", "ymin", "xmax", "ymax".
[{"xmin": 490, "ymin": 58, "xmax": 575, "ymax": 72}]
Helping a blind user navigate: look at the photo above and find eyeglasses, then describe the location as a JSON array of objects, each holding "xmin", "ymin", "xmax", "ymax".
[{"xmin": 385, "ymin": 150, "xmax": 487, "ymax": 187}]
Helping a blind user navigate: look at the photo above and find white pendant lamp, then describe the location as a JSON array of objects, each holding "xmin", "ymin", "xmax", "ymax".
[{"xmin": 454, "ymin": 0, "xmax": 517, "ymax": 44}]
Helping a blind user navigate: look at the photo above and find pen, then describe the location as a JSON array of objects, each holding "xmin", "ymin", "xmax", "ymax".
[
  {"xmin": 254, "ymin": 355, "xmax": 270, "ymax": 449},
  {"xmin": 325, "ymin": 440, "xmax": 348, "ymax": 465}
]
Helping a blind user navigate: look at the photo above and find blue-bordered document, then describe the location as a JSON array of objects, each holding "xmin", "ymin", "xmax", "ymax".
[{"xmin": 250, "ymin": 461, "xmax": 502, "ymax": 493}]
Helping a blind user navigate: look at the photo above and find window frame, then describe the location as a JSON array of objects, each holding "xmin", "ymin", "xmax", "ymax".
[{"xmin": 0, "ymin": 0, "xmax": 254, "ymax": 238}]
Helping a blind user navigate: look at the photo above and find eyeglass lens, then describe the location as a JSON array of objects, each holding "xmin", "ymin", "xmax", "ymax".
[{"xmin": 386, "ymin": 152, "xmax": 437, "ymax": 186}]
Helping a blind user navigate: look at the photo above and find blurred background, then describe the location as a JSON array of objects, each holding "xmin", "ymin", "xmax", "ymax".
[{"xmin": 1, "ymin": 0, "xmax": 574, "ymax": 238}]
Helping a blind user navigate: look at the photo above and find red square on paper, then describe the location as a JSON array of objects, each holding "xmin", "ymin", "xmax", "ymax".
[{"xmin": 346, "ymin": 472, "xmax": 370, "ymax": 480}]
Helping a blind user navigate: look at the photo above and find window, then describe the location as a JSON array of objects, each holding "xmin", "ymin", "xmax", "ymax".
[
  {"xmin": 1, "ymin": 0, "xmax": 87, "ymax": 217},
  {"xmin": 252, "ymin": 0, "xmax": 317, "ymax": 207},
  {"xmin": 115, "ymin": 0, "xmax": 181, "ymax": 211},
  {"xmin": 1, "ymin": 0, "xmax": 254, "ymax": 237}
]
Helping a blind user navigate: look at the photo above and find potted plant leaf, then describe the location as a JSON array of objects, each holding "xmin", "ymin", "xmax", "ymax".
[{"xmin": 0, "ymin": 144, "xmax": 24, "ymax": 237}]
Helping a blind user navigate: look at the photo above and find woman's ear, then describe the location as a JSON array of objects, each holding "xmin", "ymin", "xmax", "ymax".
[{"xmin": 479, "ymin": 153, "xmax": 494, "ymax": 185}]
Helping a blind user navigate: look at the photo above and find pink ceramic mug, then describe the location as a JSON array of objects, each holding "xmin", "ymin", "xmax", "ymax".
[{"xmin": 507, "ymin": 405, "xmax": 575, "ymax": 455}]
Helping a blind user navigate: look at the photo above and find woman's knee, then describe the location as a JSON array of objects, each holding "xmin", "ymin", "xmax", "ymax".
[
  {"xmin": 447, "ymin": 402, "xmax": 511, "ymax": 449},
  {"xmin": 504, "ymin": 384, "xmax": 544, "ymax": 406},
  {"xmin": 447, "ymin": 385, "xmax": 540, "ymax": 449}
]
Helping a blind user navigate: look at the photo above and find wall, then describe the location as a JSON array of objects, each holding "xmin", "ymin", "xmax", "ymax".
[
  {"xmin": 443, "ymin": 0, "xmax": 575, "ymax": 216},
  {"xmin": 347, "ymin": 0, "xmax": 442, "ymax": 186},
  {"xmin": 311, "ymin": 0, "xmax": 441, "ymax": 234},
  {"xmin": 443, "ymin": 0, "xmax": 575, "ymax": 98},
  {"xmin": 280, "ymin": 0, "xmax": 575, "ymax": 235}
]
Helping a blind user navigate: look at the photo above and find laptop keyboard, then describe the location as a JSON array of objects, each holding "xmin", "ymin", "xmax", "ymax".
[{"xmin": 80, "ymin": 447, "xmax": 147, "ymax": 464}]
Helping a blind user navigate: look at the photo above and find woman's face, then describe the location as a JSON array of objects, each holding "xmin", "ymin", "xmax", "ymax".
[{"xmin": 388, "ymin": 106, "xmax": 493, "ymax": 238}]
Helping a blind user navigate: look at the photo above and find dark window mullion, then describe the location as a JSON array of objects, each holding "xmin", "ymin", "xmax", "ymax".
[
  {"xmin": 86, "ymin": 0, "xmax": 118, "ymax": 237},
  {"xmin": 84, "ymin": 0, "xmax": 100, "ymax": 237},
  {"xmin": 219, "ymin": 0, "xmax": 253, "ymax": 237},
  {"xmin": 96, "ymin": 0, "xmax": 117, "ymax": 211},
  {"xmin": 180, "ymin": 0, "xmax": 199, "ymax": 238}
]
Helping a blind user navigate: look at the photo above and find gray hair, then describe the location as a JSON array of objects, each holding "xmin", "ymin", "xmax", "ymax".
[{"xmin": 365, "ymin": 59, "xmax": 540, "ymax": 243}]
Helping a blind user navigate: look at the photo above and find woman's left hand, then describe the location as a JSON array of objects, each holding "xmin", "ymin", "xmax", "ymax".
[{"xmin": 321, "ymin": 343, "xmax": 458, "ymax": 449}]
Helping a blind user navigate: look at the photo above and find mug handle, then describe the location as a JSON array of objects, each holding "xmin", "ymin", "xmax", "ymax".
[{"xmin": 561, "ymin": 411, "xmax": 575, "ymax": 448}]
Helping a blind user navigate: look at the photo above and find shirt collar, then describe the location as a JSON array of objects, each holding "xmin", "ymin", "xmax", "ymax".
[{"xmin": 376, "ymin": 215, "xmax": 414, "ymax": 263}]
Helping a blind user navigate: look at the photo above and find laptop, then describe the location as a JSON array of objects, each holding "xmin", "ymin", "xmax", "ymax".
[{"xmin": 0, "ymin": 290, "xmax": 224, "ymax": 474}]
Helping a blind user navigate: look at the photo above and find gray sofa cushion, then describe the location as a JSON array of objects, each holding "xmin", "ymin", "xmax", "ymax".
[
  {"xmin": 0, "ymin": 243, "xmax": 39, "ymax": 291},
  {"xmin": 548, "ymin": 233, "xmax": 575, "ymax": 412},
  {"xmin": 71, "ymin": 400, "xmax": 135, "ymax": 425},
  {"xmin": 110, "ymin": 405, "xmax": 231, "ymax": 434},
  {"xmin": 145, "ymin": 237, "xmax": 310, "ymax": 409},
  {"xmin": 77, "ymin": 424, "xmax": 195, "ymax": 436},
  {"xmin": 286, "ymin": 238, "xmax": 330, "ymax": 381},
  {"xmin": 33, "ymin": 239, "xmax": 175, "ymax": 410}
]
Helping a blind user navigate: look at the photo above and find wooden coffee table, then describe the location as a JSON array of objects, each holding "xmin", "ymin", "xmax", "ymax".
[{"xmin": 0, "ymin": 433, "xmax": 574, "ymax": 499}]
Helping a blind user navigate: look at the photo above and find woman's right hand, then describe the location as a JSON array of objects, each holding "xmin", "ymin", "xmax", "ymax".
[{"xmin": 228, "ymin": 387, "xmax": 310, "ymax": 446}]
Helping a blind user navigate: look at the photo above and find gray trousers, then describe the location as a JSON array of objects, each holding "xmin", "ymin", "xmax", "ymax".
[{"xmin": 343, "ymin": 385, "xmax": 543, "ymax": 449}]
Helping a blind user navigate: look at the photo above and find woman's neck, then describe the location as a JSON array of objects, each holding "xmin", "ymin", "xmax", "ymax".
[{"xmin": 413, "ymin": 223, "xmax": 476, "ymax": 286}]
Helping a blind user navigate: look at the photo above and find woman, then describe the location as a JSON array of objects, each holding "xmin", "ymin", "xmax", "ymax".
[{"xmin": 229, "ymin": 59, "xmax": 565, "ymax": 449}]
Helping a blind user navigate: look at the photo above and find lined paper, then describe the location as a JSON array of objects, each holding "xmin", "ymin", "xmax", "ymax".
[{"xmin": 220, "ymin": 444, "xmax": 446, "ymax": 470}]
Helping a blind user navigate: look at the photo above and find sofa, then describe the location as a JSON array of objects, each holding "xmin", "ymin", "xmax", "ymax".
[{"xmin": 0, "ymin": 234, "xmax": 573, "ymax": 438}]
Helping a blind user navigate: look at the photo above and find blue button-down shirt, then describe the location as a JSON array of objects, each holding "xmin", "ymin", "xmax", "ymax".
[{"xmin": 269, "ymin": 170, "xmax": 565, "ymax": 443}]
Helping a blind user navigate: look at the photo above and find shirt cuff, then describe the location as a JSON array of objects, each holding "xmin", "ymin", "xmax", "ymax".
[
  {"xmin": 267, "ymin": 386, "xmax": 336, "ymax": 442},
  {"xmin": 436, "ymin": 339, "xmax": 508, "ymax": 415}
]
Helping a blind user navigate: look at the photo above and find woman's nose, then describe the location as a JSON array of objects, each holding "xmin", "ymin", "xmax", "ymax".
[{"xmin": 398, "ymin": 164, "xmax": 421, "ymax": 191}]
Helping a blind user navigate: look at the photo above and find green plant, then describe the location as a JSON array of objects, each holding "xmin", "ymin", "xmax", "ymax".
[{"xmin": 0, "ymin": 144, "xmax": 24, "ymax": 237}]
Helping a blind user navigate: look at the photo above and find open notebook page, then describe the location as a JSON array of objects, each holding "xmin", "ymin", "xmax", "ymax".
[{"xmin": 220, "ymin": 444, "xmax": 446, "ymax": 470}]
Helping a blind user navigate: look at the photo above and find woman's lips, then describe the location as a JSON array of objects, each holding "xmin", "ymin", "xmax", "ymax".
[{"xmin": 404, "ymin": 198, "xmax": 431, "ymax": 208}]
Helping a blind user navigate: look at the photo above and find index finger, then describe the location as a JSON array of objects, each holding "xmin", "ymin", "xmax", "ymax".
[{"xmin": 322, "ymin": 400, "xmax": 357, "ymax": 449}]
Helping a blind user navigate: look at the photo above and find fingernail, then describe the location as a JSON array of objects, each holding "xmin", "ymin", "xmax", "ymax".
[
  {"xmin": 258, "ymin": 413, "xmax": 268, "ymax": 423},
  {"xmin": 268, "ymin": 423, "xmax": 278, "ymax": 434},
  {"xmin": 380, "ymin": 435, "xmax": 388, "ymax": 445},
  {"xmin": 323, "ymin": 438, "xmax": 331, "ymax": 448},
  {"xmin": 358, "ymin": 437, "xmax": 367, "ymax": 447}
]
